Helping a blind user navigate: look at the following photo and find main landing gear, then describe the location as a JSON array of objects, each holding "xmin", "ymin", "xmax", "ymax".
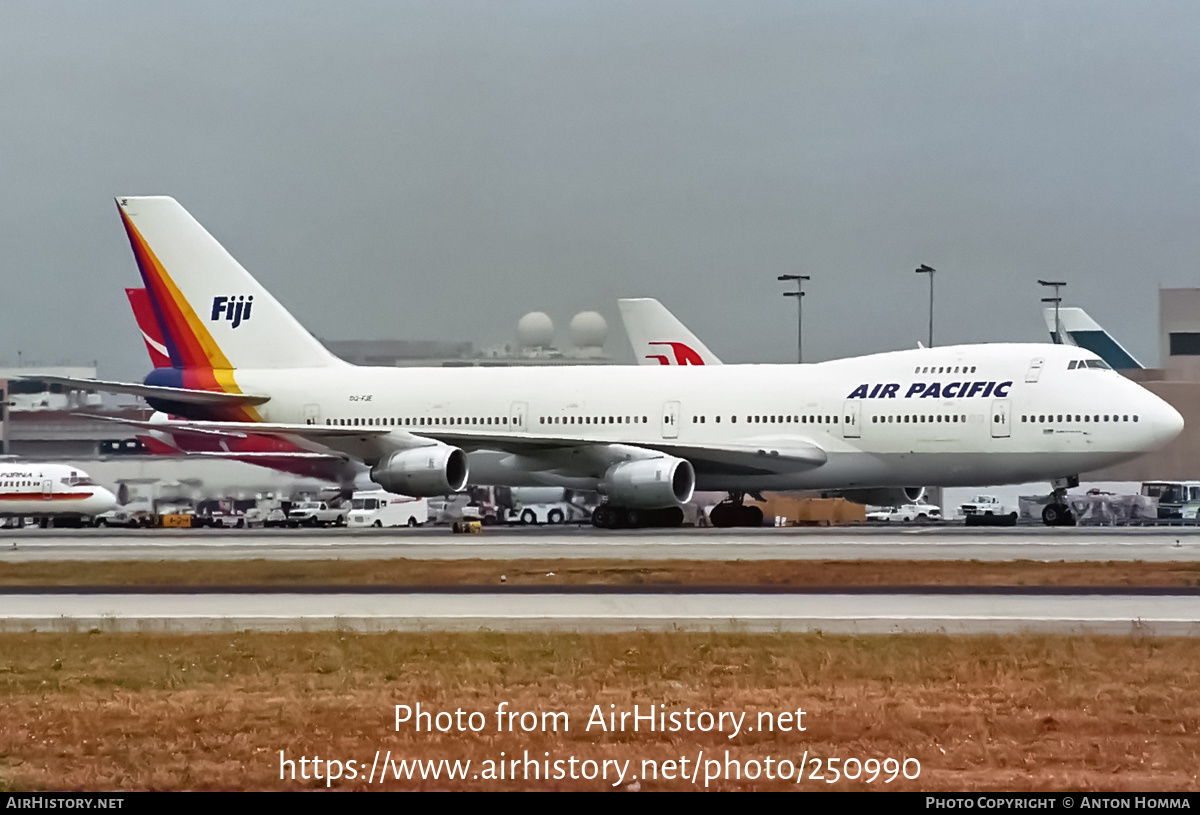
[
  {"xmin": 708, "ymin": 492, "xmax": 765, "ymax": 528},
  {"xmin": 591, "ymin": 504, "xmax": 685, "ymax": 529},
  {"xmin": 1042, "ymin": 475, "xmax": 1078, "ymax": 527}
]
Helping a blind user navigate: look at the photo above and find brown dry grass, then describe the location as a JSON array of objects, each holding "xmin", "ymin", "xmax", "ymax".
[
  {"xmin": 2, "ymin": 558, "xmax": 1200, "ymax": 587},
  {"xmin": 0, "ymin": 631, "xmax": 1197, "ymax": 791}
]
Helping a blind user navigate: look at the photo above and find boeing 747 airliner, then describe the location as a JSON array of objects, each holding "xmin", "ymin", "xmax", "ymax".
[{"xmin": 34, "ymin": 197, "xmax": 1184, "ymax": 528}]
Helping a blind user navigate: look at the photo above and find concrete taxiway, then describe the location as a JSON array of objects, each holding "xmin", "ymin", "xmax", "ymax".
[
  {"xmin": 1, "ymin": 590, "xmax": 1196, "ymax": 635},
  {"xmin": 3, "ymin": 525, "xmax": 1200, "ymax": 562}
]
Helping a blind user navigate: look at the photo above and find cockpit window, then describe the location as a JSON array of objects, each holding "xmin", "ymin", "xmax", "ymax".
[{"xmin": 1085, "ymin": 359, "xmax": 1111, "ymax": 370}]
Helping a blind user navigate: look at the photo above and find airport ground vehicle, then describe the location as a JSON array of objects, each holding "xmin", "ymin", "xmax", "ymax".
[
  {"xmin": 1139, "ymin": 481, "xmax": 1200, "ymax": 520},
  {"xmin": 501, "ymin": 487, "xmax": 594, "ymax": 525},
  {"xmin": 348, "ymin": 490, "xmax": 427, "ymax": 527},
  {"xmin": 865, "ymin": 503, "xmax": 942, "ymax": 523},
  {"xmin": 959, "ymin": 494, "xmax": 1019, "ymax": 526},
  {"xmin": 286, "ymin": 501, "xmax": 346, "ymax": 527},
  {"xmin": 93, "ymin": 507, "xmax": 157, "ymax": 528}
]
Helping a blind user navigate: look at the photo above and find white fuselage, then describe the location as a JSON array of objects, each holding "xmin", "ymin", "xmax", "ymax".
[
  {"xmin": 0, "ymin": 465, "xmax": 118, "ymax": 518},
  {"xmin": 228, "ymin": 343, "xmax": 1182, "ymax": 492}
]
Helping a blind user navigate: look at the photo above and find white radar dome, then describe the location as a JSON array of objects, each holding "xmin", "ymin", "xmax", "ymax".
[
  {"xmin": 569, "ymin": 311, "xmax": 608, "ymax": 348},
  {"xmin": 517, "ymin": 312, "xmax": 555, "ymax": 348}
]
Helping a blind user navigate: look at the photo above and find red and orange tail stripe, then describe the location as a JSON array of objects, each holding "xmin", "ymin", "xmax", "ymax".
[{"xmin": 119, "ymin": 205, "xmax": 262, "ymax": 423}]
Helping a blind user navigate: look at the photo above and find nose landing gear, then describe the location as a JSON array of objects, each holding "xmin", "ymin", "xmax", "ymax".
[{"xmin": 1042, "ymin": 475, "xmax": 1079, "ymax": 526}]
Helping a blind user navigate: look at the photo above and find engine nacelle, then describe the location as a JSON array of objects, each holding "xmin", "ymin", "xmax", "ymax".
[
  {"xmin": 370, "ymin": 446, "xmax": 469, "ymax": 497},
  {"xmin": 837, "ymin": 487, "xmax": 926, "ymax": 506},
  {"xmin": 601, "ymin": 457, "xmax": 695, "ymax": 508}
]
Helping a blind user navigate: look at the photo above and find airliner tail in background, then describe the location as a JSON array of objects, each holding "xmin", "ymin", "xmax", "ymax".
[
  {"xmin": 1043, "ymin": 307, "xmax": 1143, "ymax": 370},
  {"xmin": 618, "ymin": 298, "xmax": 722, "ymax": 365}
]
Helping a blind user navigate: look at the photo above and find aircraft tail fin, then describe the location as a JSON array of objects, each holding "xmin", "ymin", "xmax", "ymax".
[
  {"xmin": 1043, "ymin": 306, "xmax": 1143, "ymax": 369},
  {"xmin": 618, "ymin": 298, "xmax": 722, "ymax": 365},
  {"xmin": 116, "ymin": 196, "xmax": 344, "ymax": 372}
]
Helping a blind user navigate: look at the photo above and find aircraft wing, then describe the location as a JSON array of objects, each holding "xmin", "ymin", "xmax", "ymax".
[
  {"xmin": 420, "ymin": 429, "xmax": 827, "ymax": 477},
  {"xmin": 89, "ymin": 416, "xmax": 826, "ymax": 478},
  {"xmin": 21, "ymin": 375, "xmax": 271, "ymax": 406}
]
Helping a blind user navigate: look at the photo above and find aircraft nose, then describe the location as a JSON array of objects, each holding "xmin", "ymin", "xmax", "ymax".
[
  {"xmin": 1145, "ymin": 393, "xmax": 1184, "ymax": 448},
  {"xmin": 89, "ymin": 487, "xmax": 119, "ymax": 515}
]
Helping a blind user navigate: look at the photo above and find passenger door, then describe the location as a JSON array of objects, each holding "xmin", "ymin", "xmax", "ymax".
[
  {"xmin": 509, "ymin": 402, "xmax": 528, "ymax": 432},
  {"xmin": 842, "ymin": 401, "xmax": 861, "ymax": 439},
  {"xmin": 990, "ymin": 399, "xmax": 1012, "ymax": 439},
  {"xmin": 661, "ymin": 401, "xmax": 681, "ymax": 439}
]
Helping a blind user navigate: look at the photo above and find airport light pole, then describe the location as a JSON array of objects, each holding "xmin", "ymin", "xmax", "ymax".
[
  {"xmin": 778, "ymin": 274, "xmax": 810, "ymax": 363},
  {"xmin": 1038, "ymin": 279, "xmax": 1066, "ymax": 344},
  {"xmin": 915, "ymin": 264, "xmax": 935, "ymax": 347}
]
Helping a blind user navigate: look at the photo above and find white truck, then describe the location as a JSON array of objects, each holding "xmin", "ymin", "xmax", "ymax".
[
  {"xmin": 285, "ymin": 500, "xmax": 347, "ymax": 527},
  {"xmin": 347, "ymin": 490, "xmax": 428, "ymax": 528},
  {"xmin": 959, "ymin": 494, "xmax": 1018, "ymax": 526}
]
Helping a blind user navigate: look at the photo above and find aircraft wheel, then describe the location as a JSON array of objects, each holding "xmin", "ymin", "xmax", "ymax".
[
  {"xmin": 592, "ymin": 505, "xmax": 617, "ymax": 529},
  {"xmin": 659, "ymin": 506, "xmax": 685, "ymax": 527},
  {"xmin": 1042, "ymin": 503, "xmax": 1073, "ymax": 526},
  {"xmin": 709, "ymin": 503, "xmax": 735, "ymax": 528},
  {"xmin": 740, "ymin": 505, "xmax": 764, "ymax": 527}
]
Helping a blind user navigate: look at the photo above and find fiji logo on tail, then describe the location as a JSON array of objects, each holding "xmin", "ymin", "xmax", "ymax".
[
  {"xmin": 646, "ymin": 341, "xmax": 705, "ymax": 365},
  {"xmin": 210, "ymin": 296, "xmax": 254, "ymax": 329}
]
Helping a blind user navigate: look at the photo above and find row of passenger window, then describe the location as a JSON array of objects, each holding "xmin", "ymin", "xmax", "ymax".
[
  {"xmin": 687, "ymin": 415, "xmax": 840, "ymax": 424},
  {"xmin": 912, "ymin": 365, "xmax": 978, "ymax": 374},
  {"xmin": 872, "ymin": 414, "xmax": 967, "ymax": 424},
  {"xmin": 540, "ymin": 416, "xmax": 649, "ymax": 425},
  {"xmin": 1023, "ymin": 413, "xmax": 1138, "ymax": 423},
  {"xmin": 326, "ymin": 416, "xmax": 512, "ymax": 427}
]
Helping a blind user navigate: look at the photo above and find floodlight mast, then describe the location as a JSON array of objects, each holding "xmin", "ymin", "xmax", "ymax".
[
  {"xmin": 915, "ymin": 265, "xmax": 936, "ymax": 347},
  {"xmin": 778, "ymin": 274, "xmax": 811, "ymax": 363},
  {"xmin": 1038, "ymin": 279, "xmax": 1067, "ymax": 344}
]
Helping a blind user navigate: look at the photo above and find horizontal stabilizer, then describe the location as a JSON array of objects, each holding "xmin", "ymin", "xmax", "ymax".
[{"xmin": 21, "ymin": 375, "xmax": 271, "ymax": 406}]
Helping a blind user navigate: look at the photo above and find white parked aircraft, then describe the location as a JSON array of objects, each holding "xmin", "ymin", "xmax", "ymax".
[
  {"xmin": 36, "ymin": 197, "xmax": 1185, "ymax": 528},
  {"xmin": 0, "ymin": 463, "xmax": 118, "ymax": 526}
]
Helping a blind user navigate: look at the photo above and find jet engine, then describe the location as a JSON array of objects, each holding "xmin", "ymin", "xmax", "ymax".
[
  {"xmin": 837, "ymin": 487, "xmax": 926, "ymax": 506},
  {"xmin": 601, "ymin": 457, "xmax": 695, "ymax": 508},
  {"xmin": 370, "ymin": 446, "xmax": 469, "ymax": 497}
]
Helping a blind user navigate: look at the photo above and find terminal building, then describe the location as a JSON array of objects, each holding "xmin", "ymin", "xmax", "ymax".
[{"xmin": 1086, "ymin": 289, "xmax": 1200, "ymax": 481}]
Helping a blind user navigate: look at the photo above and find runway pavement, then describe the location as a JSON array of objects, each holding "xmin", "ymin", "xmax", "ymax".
[
  {"xmin": 5, "ymin": 526, "xmax": 1198, "ymax": 634},
  {"xmin": 1, "ymin": 590, "xmax": 1196, "ymax": 635},
  {"xmin": 3, "ymin": 524, "xmax": 1200, "ymax": 562}
]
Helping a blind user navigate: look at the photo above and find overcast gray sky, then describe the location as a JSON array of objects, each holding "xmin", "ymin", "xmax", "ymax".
[{"xmin": 2, "ymin": 1, "xmax": 1197, "ymax": 379}]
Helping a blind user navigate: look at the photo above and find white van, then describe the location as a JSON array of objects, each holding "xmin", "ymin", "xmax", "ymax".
[{"xmin": 348, "ymin": 490, "xmax": 428, "ymax": 528}]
